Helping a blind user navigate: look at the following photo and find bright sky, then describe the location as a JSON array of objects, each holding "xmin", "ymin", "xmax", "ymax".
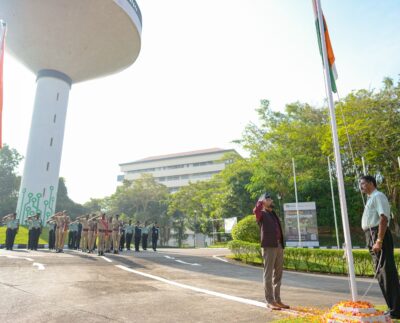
[{"xmin": 3, "ymin": 0, "xmax": 400, "ymax": 204}]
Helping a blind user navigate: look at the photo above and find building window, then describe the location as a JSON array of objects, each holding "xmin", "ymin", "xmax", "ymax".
[
  {"xmin": 53, "ymin": 114, "xmax": 57, "ymax": 123},
  {"xmin": 43, "ymin": 188, "xmax": 46, "ymax": 197},
  {"xmin": 56, "ymin": 93, "xmax": 60, "ymax": 101},
  {"xmin": 46, "ymin": 162, "xmax": 50, "ymax": 171},
  {"xmin": 50, "ymin": 137, "xmax": 53, "ymax": 146},
  {"xmin": 193, "ymin": 161, "xmax": 214, "ymax": 167}
]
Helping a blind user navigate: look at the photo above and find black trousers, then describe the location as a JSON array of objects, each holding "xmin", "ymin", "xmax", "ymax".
[
  {"xmin": 142, "ymin": 234, "xmax": 148, "ymax": 250},
  {"xmin": 49, "ymin": 229, "xmax": 55, "ymax": 249},
  {"xmin": 6, "ymin": 228, "xmax": 17, "ymax": 250},
  {"xmin": 120, "ymin": 234, "xmax": 125, "ymax": 251},
  {"xmin": 68, "ymin": 231, "xmax": 77, "ymax": 249},
  {"xmin": 366, "ymin": 228, "xmax": 400, "ymax": 315},
  {"xmin": 76, "ymin": 232, "xmax": 81, "ymax": 249},
  {"xmin": 126, "ymin": 233, "xmax": 133, "ymax": 250},
  {"xmin": 134, "ymin": 236, "xmax": 141, "ymax": 251},
  {"xmin": 32, "ymin": 228, "xmax": 41, "ymax": 250},
  {"xmin": 152, "ymin": 236, "xmax": 158, "ymax": 251},
  {"xmin": 28, "ymin": 229, "xmax": 32, "ymax": 249}
]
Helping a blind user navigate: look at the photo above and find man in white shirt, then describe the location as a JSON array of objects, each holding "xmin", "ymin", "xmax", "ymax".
[{"xmin": 360, "ymin": 175, "xmax": 400, "ymax": 319}]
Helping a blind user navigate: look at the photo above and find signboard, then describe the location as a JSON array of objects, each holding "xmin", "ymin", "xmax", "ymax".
[
  {"xmin": 283, "ymin": 202, "xmax": 319, "ymax": 247},
  {"xmin": 224, "ymin": 217, "xmax": 237, "ymax": 233}
]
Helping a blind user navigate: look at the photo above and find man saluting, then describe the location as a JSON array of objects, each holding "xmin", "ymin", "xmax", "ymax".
[{"xmin": 253, "ymin": 192, "xmax": 289, "ymax": 311}]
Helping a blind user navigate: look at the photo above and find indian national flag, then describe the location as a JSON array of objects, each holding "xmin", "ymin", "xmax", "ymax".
[
  {"xmin": 0, "ymin": 22, "xmax": 5, "ymax": 149},
  {"xmin": 312, "ymin": 0, "xmax": 338, "ymax": 93}
]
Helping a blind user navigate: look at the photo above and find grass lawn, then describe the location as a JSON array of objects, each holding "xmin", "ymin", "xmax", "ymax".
[{"xmin": 0, "ymin": 226, "xmax": 49, "ymax": 245}]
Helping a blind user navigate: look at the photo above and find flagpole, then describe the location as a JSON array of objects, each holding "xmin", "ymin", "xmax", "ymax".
[
  {"xmin": 361, "ymin": 157, "xmax": 366, "ymax": 175},
  {"xmin": 292, "ymin": 158, "xmax": 302, "ymax": 247},
  {"xmin": 314, "ymin": 0, "xmax": 358, "ymax": 300},
  {"xmin": 328, "ymin": 157, "xmax": 340, "ymax": 249},
  {"xmin": 0, "ymin": 20, "xmax": 6, "ymax": 150}
]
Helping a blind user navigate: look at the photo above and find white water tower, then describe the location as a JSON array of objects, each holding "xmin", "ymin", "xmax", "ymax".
[{"xmin": 0, "ymin": 0, "xmax": 142, "ymax": 223}]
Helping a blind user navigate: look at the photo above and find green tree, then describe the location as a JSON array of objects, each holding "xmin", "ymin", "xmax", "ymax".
[
  {"xmin": 55, "ymin": 177, "xmax": 88, "ymax": 220},
  {"xmin": 108, "ymin": 174, "xmax": 170, "ymax": 240},
  {"xmin": 0, "ymin": 145, "xmax": 22, "ymax": 215}
]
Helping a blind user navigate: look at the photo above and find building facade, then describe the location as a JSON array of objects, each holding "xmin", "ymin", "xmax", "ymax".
[{"xmin": 118, "ymin": 148, "xmax": 238, "ymax": 192}]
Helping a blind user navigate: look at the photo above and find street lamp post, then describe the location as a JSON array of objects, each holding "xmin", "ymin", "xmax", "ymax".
[{"xmin": 193, "ymin": 210, "xmax": 197, "ymax": 248}]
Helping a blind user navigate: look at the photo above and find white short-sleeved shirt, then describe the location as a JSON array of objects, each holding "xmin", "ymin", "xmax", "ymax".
[{"xmin": 361, "ymin": 189, "xmax": 391, "ymax": 230}]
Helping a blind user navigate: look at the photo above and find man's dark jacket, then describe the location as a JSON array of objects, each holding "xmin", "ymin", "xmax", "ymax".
[{"xmin": 253, "ymin": 201, "xmax": 284, "ymax": 248}]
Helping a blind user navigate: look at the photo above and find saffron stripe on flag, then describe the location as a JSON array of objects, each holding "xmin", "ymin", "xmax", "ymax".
[{"xmin": 312, "ymin": 0, "xmax": 337, "ymax": 93}]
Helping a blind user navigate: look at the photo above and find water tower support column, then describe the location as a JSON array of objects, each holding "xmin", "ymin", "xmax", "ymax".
[{"xmin": 17, "ymin": 69, "xmax": 72, "ymax": 224}]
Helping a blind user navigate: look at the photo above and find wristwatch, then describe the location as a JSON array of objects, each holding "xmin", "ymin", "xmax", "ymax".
[{"xmin": 376, "ymin": 238, "xmax": 383, "ymax": 244}]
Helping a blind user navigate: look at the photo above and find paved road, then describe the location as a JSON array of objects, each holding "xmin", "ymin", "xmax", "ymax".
[{"xmin": 0, "ymin": 248, "xmax": 385, "ymax": 323}]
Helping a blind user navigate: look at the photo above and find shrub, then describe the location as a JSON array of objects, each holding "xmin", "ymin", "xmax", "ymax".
[
  {"xmin": 228, "ymin": 239, "xmax": 400, "ymax": 276},
  {"xmin": 231, "ymin": 215, "xmax": 260, "ymax": 243}
]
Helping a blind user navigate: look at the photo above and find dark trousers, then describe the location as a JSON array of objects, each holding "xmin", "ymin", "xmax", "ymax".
[
  {"xmin": 68, "ymin": 231, "xmax": 77, "ymax": 249},
  {"xmin": 126, "ymin": 233, "xmax": 133, "ymax": 250},
  {"xmin": 28, "ymin": 229, "xmax": 33, "ymax": 249},
  {"xmin": 366, "ymin": 228, "xmax": 400, "ymax": 315},
  {"xmin": 6, "ymin": 228, "xmax": 17, "ymax": 250},
  {"xmin": 142, "ymin": 233, "xmax": 148, "ymax": 250},
  {"xmin": 32, "ymin": 228, "xmax": 41, "ymax": 250},
  {"xmin": 49, "ymin": 229, "xmax": 55, "ymax": 249},
  {"xmin": 120, "ymin": 234, "xmax": 125, "ymax": 251},
  {"xmin": 76, "ymin": 232, "xmax": 81, "ymax": 250},
  {"xmin": 134, "ymin": 236, "xmax": 141, "ymax": 251},
  {"xmin": 152, "ymin": 236, "xmax": 158, "ymax": 251}
]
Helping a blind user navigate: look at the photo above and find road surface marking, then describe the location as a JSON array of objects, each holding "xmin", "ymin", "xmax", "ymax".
[
  {"xmin": 164, "ymin": 255, "xmax": 175, "ymax": 259},
  {"xmin": 32, "ymin": 262, "xmax": 45, "ymax": 270},
  {"xmin": 0, "ymin": 255, "xmax": 34, "ymax": 262},
  {"xmin": 213, "ymin": 255, "xmax": 228, "ymax": 263},
  {"xmin": 175, "ymin": 259, "xmax": 200, "ymax": 266},
  {"xmin": 115, "ymin": 264, "xmax": 266, "ymax": 308},
  {"xmin": 101, "ymin": 256, "xmax": 112, "ymax": 263}
]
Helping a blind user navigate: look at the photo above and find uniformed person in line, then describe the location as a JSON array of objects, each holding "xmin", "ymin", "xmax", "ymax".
[
  {"xmin": 124, "ymin": 220, "xmax": 134, "ymax": 251},
  {"xmin": 87, "ymin": 213, "xmax": 99, "ymax": 253},
  {"xmin": 76, "ymin": 220, "xmax": 82, "ymax": 250},
  {"xmin": 30, "ymin": 213, "xmax": 42, "ymax": 250},
  {"xmin": 105, "ymin": 215, "xmax": 113, "ymax": 253},
  {"xmin": 47, "ymin": 218, "xmax": 56, "ymax": 250},
  {"xmin": 3, "ymin": 213, "xmax": 19, "ymax": 250},
  {"xmin": 78, "ymin": 214, "xmax": 90, "ymax": 252},
  {"xmin": 134, "ymin": 221, "xmax": 142, "ymax": 252},
  {"xmin": 119, "ymin": 221, "xmax": 125, "ymax": 251},
  {"xmin": 25, "ymin": 216, "xmax": 34, "ymax": 250},
  {"xmin": 111, "ymin": 214, "xmax": 121, "ymax": 254},
  {"xmin": 68, "ymin": 221, "xmax": 78, "ymax": 249},
  {"xmin": 97, "ymin": 213, "xmax": 108, "ymax": 256},
  {"xmin": 151, "ymin": 222, "xmax": 160, "ymax": 252},
  {"xmin": 141, "ymin": 221, "xmax": 151, "ymax": 251},
  {"xmin": 48, "ymin": 211, "xmax": 70, "ymax": 253}
]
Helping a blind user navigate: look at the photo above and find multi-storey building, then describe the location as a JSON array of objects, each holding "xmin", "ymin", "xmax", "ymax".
[{"xmin": 118, "ymin": 148, "xmax": 238, "ymax": 192}]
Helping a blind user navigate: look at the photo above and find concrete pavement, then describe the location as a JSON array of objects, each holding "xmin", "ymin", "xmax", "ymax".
[{"xmin": 0, "ymin": 248, "xmax": 386, "ymax": 322}]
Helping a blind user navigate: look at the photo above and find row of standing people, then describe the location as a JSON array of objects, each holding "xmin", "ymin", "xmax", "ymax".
[
  {"xmin": 2, "ymin": 211, "xmax": 160, "ymax": 254},
  {"xmin": 47, "ymin": 212, "xmax": 160, "ymax": 255},
  {"xmin": 1, "ymin": 212, "xmax": 42, "ymax": 250}
]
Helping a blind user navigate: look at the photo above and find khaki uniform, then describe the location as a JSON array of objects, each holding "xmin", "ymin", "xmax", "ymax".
[
  {"xmin": 88, "ymin": 219, "xmax": 97, "ymax": 252},
  {"xmin": 79, "ymin": 218, "xmax": 89, "ymax": 251},
  {"xmin": 105, "ymin": 218, "xmax": 112, "ymax": 252},
  {"xmin": 97, "ymin": 218, "xmax": 108, "ymax": 255},
  {"xmin": 55, "ymin": 215, "xmax": 69, "ymax": 252},
  {"xmin": 112, "ymin": 218, "xmax": 121, "ymax": 253}
]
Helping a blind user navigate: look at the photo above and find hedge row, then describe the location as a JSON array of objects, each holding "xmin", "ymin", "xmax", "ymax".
[{"xmin": 228, "ymin": 240, "xmax": 400, "ymax": 277}]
